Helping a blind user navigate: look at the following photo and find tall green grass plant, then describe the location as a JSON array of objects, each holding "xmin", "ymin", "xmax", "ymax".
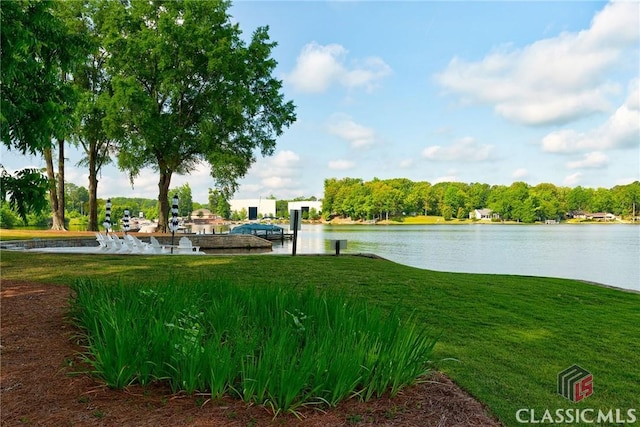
[{"xmin": 70, "ymin": 278, "xmax": 438, "ymax": 414}]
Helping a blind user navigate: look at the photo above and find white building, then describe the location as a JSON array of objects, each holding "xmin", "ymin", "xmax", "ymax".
[
  {"xmin": 229, "ymin": 199, "xmax": 276, "ymax": 220},
  {"xmin": 288, "ymin": 200, "xmax": 323, "ymax": 217},
  {"xmin": 469, "ymin": 208, "xmax": 499, "ymax": 221}
]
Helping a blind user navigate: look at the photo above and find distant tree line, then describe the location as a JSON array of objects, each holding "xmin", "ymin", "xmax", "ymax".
[
  {"xmin": 0, "ymin": 180, "xmax": 196, "ymax": 230},
  {"xmin": 323, "ymin": 178, "xmax": 640, "ymax": 223}
]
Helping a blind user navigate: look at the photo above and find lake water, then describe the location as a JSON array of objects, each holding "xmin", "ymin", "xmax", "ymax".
[{"xmin": 271, "ymin": 224, "xmax": 640, "ymax": 292}]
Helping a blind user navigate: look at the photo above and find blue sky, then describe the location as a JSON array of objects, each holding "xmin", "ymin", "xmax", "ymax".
[{"xmin": 2, "ymin": 0, "xmax": 638, "ymax": 204}]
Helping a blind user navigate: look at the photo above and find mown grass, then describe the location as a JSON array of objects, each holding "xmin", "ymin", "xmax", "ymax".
[
  {"xmin": 0, "ymin": 229, "xmax": 97, "ymax": 241},
  {"xmin": 1, "ymin": 248, "xmax": 638, "ymax": 426}
]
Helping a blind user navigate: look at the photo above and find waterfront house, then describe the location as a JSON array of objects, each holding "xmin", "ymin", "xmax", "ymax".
[
  {"xmin": 588, "ymin": 212, "xmax": 616, "ymax": 221},
  {"xmin": 229, "ymin": 199, "xmax": 276, "ymax": 220},
  {"xmin": 469, "ymin": 208, "xmax": 498, "ymax": 221},
  {"xmin": 288, "ymin": 200, "xmax": 323, "ymax": 218},
  {"xmin": 567, "ymin": 210, "xmax": 587, "ymax": 219}
]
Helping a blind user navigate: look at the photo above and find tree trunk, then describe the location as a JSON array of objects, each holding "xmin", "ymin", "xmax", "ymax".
[
  {"xmin": 157, "ymin": 169, "xmax": 172, "ymax": 232},
  {"xmin": 56, "ymin": 138, "xmax": 65, "ymax": 228},
  {"xmin": 87, "ymin": 148, "xmax": 99, "ymax": 231},
  {"xmin": 44, "ymin": 148, "xmax": 65, "ymax": 230}
]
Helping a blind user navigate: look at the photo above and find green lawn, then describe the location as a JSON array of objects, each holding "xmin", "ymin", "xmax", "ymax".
[{"xmin": 1, "ymin": 250, "xmax": 638, "ymax": 426}]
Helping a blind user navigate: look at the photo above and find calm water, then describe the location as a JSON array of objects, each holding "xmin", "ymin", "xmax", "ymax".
[{"xmin": 271, "ymin": 224, "xmax": 640, "ymax": 291}]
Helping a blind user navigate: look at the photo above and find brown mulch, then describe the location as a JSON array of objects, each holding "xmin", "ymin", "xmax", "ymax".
[{"xmin": 1, "ymin": 279, "xmax": 502, "ymax": 427}]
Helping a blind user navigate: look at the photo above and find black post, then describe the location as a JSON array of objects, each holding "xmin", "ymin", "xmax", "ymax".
[
  {"xmin": 335, "ymin": 240, "xmax": 340, "ymax": 256},
  {"xmin": 292, "ymin": 209, "xmax": 299, "ymax": 256}
]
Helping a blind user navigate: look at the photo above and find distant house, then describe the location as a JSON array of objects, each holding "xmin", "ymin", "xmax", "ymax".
[
  {"xmin": 567, "ymin": 210, "xmax": 587, "ymax": 219},
  {"xmin": 469, "ymin": 208, "xmax": 498, "ymax": 221},
  {"xmin": 186, "ymin": 208, "xmax": 226, "ymax": 234},
  {"xmin": 190, "ymin": 208, "xmax": 217, "ymax": 222},
  {"xmin": 567, "ymin": 211, "xmax": 616, "ymax": 221},
  {"xmin": 229, "ymin": 199, "xmax": 276, "ymax": 220},
  {"xmin": 288, "ymin": 200, "xmax": 322, "ymax": 218},
  {"xmin": 588, "ymin": 212, "xmax": 616, "ymax": 221}
]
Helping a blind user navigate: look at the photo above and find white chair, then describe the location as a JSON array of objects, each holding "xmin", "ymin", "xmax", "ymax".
[
  {"xmin": 177, "ymin": 237, "xmax": 203, "ymax": 254},
  {"xmin": 149, "ymin": 236, "xmax": 169, "ymax": 254},
  {"xmin": 127, "ymin": 234, "xmax": 152, "ymax": 254},
  {"xmin": 111, "ymin": 235, "xmax": 131, "ymax": 254},
  {"xmin": 103, "ymin": 234, "xmax": 119, "ymax": 253},
  {"xmin": 123, "ymin": 234, "xmax": 137, "ymax": 253},
  {"xmin": 95, "ymin": 233, "xmax": 109, "ymax": 251}
]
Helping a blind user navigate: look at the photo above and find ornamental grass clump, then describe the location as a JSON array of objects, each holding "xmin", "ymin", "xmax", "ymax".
[{"xmin": 70, "ymin": 278, "xmax": 438, "ymax": 414}]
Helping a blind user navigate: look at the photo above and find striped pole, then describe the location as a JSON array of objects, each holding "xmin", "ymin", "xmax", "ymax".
[
  {"xmin": 169, "ymin": 195, "xmax": 179, "ymax": 253},
  {"xmin": 123, "ymin": 209, "xmax": 130, "ymax": 234},
  {"xmin": 103, "ymin": 198, "xmax": 112, "ymax": 233}
]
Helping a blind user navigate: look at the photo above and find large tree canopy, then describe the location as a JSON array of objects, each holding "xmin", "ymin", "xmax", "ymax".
[
  {"xmin": 0, "ymin": 0, "xmax": 83, "ymax": 154},
  {"xmin": 99, "ymin": 0, "xmax": 296, "ymax": 231},
  {"xmin": 2, "ymin": 0, "xmax": 92, "ymax": 230}
]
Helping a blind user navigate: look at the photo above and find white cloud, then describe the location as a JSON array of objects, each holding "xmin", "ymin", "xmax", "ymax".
[
  {"xmin": 269, "ymin": 150, "xmax": 301, "ymax": 169},
  {"xmin": 433, "ymin": 174, "xmax": 460, "ymax": 184},
  {"xmin": 328, "ymin": 159, "xmax": 355, "ymax": 170},
  {"xmin": 99, "ymin": 168, "xmax": 159, "ymax": 200},
  {"xmin": 422, "ymin": 137, "xmax": 493, "ymax": 162},
  {"xmin": 615, "ymin": 177, "xmax": 639, "ymax": 186},
  {"xmin": 262, "ymin": 176, "xmax": 294, "ymax": 189},
  {"xmin": 285, "ymin": 42, "xmax": 391, "ymax": 93},
  {"xmin": 238, "ymin": 150, "xmax": 304, "ymax": 198},
  {"xmin": 435, "ymin": 1, "xmax": 640, "ymax": 126},
  {"xmin": 541, "ymin": 78, "xmax": 640, "ymax": 153},
  {"xmin": 566, "ymin": 151, "xmax": 609, "ymax": 169},
  {"xmin": 563, "ymin": 172, "xmax": 583, "ymax": 186},
  {"xmin": 399, "ymin": 158, "xmax": 414, "ymax": 168},
  {"xmin": 512, "ymin": 168, "xmax": 529, "ymax": 179},
  {"xmin": 327, "ymin": 114, "xmax": 377, "ymax": 148},
  {"xmin": 254, "ymin": 150, "xmax": 301, "ymax": 179}
]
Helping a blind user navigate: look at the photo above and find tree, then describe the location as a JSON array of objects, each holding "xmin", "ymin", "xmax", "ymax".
[
  {"xmin": 466, "ymin": 182, "xmax": 491, "ymax": 212},
  {"xmin": 441, "ymin": 184, "xmax": 467, "ymax": 219},
  {"xmin": 209, "ymin": 188, "xmax": 231, "ymax": 219},
  {"xmin": 591, "ymin": 188, "xmax": 613, "ymax": 213},
  {"xmin": 169, "ymin": 184, "xmax": 193, "ymax": 218},
  {"xmin": 61, "ymin": 0, "xmax": 116, "ymax": 231},
  {"xmin": 99, "ymin": 1, "xmax": 296, "ymax": 231},
  {"xmin": 216, "ymin": 197, "xmax": 231, "ymax": 220},
  {"xmin": 2, "ymin": 0, "xmax": 90, "ymax": 230},
  {"xmin": 407, "ymin": 181, "xmax": 433, "ymax": 215},
  {"xmin": 442, "ymin": 205, "xmax": 453, "ymax": 221},
  {"xmin": 567, "ymin": 186, "xmax": 592, "ymax": 212},
  {"xmin": 1, "ymin": 1, "xmax": 76, "ymax": 154},
  {"xmin": 531, "ymin": 183, "xmax": 563, "ymax": 220},
  {"xmin": 611, "ymin": 181, "xmax": 640, "ymax": 217},
  {"xmin": 0, "ymin": 167, "xmax": 49, "ymax": 223},
  {"xmin": 65, "ymin": 182, "xmax": 89, "ymax": 214},
  {"xmin": 308, "ymin": 207, "xmax": 320, "ymax": 220}
]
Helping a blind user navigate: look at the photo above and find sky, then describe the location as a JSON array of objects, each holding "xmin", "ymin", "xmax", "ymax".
[{"xmin": 1, "ymin": 0, "xmax": 639, "ymax": 204}]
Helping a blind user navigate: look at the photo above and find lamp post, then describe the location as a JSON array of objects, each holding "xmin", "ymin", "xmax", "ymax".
[
  {"xmin": 168, "ymin": 195, "xmax": 179, "ymax": 254},
  {"xmin": 103, "ymin": 198, "xmax": 112, "ymax": 234}
]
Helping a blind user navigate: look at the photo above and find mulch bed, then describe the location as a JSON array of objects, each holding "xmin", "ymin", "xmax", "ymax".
[{"xmin": 1, "ymin": 279, "xmax": 502, "ymax": 426}]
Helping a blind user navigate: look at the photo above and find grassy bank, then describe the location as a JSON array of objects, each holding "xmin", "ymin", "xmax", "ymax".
[{"xmin": 1, "ymin": 250, "xmax": 638, "ymax": 426}]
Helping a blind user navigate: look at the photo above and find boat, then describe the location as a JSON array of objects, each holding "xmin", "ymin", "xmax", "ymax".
[{"xmin": 229, "ymin": 223, "xmax": 292, "ymax": 240}]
